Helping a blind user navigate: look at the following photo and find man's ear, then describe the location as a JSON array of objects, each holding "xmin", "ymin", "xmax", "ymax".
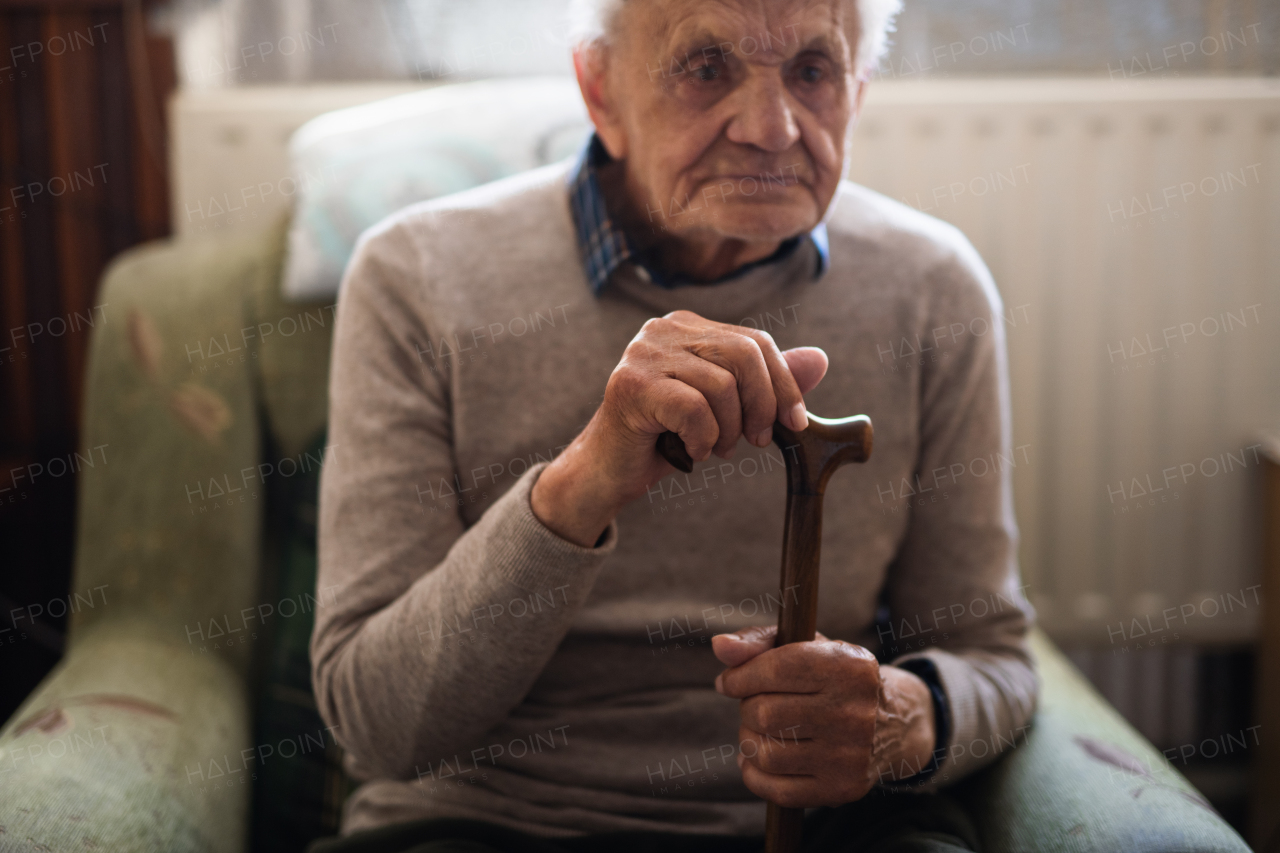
[
  {"xmin": 853, "ymin": 78, "xmax": 868, "ymax": 117},
  {"xmin": 573, "ymin": 44, "xmax": 628, "ymax": 160}
]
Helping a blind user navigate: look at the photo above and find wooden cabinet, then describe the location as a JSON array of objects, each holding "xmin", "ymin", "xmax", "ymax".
[{"xmin": 0, "ymin": 0, "xmax": 173, "ymax": 721}]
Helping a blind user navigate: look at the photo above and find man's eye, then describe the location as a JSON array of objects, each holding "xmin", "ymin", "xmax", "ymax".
[
  {"xmin": 798, "ymin": 65, "xmax": 824, "ymax": 84},
  {"xmin": 694, "ymin": 64, "xmax": 720, "ymax": 82}
]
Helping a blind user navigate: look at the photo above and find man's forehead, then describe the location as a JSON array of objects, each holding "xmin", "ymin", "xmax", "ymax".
[{"xmin": 633, "ymin": 0, "xmax": 851, "ymax": 54}]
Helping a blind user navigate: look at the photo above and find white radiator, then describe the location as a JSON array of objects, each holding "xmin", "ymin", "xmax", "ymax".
[
  {"xmin": 849, "ymin": 78, "xmax": 1280, "ymax": 651},
  {"xmin": 171, "ymin": 78, "xmax": 1280, "ymax": 650}
]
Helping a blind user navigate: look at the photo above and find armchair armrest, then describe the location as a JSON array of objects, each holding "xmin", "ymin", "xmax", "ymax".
[
  {"xmin": 0, "ymin": 224, "xmax": 290, "ymax": 848},
  {"xmin": 953, "ymin": 629, "xmax": 1250, "ymax": 853},
  {"xmin": 0, "ymin": 621, "xmax": 250, "ymax": 852}
]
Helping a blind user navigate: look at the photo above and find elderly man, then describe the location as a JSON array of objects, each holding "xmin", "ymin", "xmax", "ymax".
[{"xmin": 310, "ymin": 0, "xmax": 1036, "ymax": 850}]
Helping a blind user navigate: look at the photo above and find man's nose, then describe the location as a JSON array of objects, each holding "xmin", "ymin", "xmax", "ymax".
[{"xmin": 724, "ymin": 72, "xmax": 801, "ymax": 153}]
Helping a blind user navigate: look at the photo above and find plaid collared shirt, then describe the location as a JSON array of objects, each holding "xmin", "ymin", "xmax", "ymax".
[{"xmin": 567, "ymin": 134, "xmax": 830, "ymax": 295}]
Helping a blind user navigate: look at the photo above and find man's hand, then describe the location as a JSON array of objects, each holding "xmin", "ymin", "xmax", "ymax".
[
  {"xmin": 531, "ymin": 310, "xmax": 828, "ymax": 546},
  {"xmin": 711, "ymin": 625, "xmax": 936, "ymax": 808}
]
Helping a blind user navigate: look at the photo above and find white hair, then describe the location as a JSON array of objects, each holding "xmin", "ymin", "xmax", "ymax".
[{"xmin": 567, "ymin": 0, "xmax": 903, "ymax": 78}]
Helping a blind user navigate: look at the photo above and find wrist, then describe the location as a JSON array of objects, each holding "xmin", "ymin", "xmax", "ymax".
[
  {"xmin": 895, "ymin": 668, "xmax": 937, "ymax": 766},
  {"xmin": 880, "ymin": 659, "xmax": 950, "ymax": 787},
  {"xmin": 530, "ymin": 447, "xmax": 624, "ymax": 548}
]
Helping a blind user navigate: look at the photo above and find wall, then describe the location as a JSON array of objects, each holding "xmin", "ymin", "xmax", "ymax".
[{"xmin": 164, "ymin": 0, "xmax": 1278, "ymax": 88}]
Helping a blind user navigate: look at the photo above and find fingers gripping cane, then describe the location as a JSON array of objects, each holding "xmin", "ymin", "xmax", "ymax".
[{"xmin": 657, "ymin": 411, "xmax": 874, "ymax": 853}]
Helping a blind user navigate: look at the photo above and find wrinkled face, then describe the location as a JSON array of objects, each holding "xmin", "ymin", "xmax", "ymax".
[{"xmin": 583, "ymin": 0, "xmax": 861, "ymax": 247}]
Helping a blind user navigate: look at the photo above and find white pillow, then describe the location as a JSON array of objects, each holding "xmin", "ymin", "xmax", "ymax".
[{"xmin": 282, "ymin": 77, "xmax": 590, "ymax": 302}]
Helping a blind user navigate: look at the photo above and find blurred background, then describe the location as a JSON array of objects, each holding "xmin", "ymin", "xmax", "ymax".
[{"xmin": 0, "ymin": 0, "xmax": 1277, "ymax": 848}]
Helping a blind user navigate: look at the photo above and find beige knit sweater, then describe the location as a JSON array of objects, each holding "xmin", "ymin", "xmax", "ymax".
[{"xmin": 312, "ymin": 162, "xmax": 1037, "ymax": 837}]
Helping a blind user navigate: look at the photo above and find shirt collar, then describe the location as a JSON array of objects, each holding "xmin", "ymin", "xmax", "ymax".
[{"xmin": 568, "ymin": 134, "xmax": 829, "ymax": 295}]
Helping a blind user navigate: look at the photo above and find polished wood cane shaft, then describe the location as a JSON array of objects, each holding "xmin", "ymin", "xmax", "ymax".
[
  {"xmin": 657, "ymin": 412, "xmax": 873, "ymax": 853},
  {"xmin": 764, "ymin": 490, "xmax": 824, "ymax": 853}
]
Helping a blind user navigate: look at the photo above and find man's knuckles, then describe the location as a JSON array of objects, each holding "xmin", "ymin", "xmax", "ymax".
[
  {"xmin": 721, "ymin": 641, "xmax": 862, "ymax": 697},
  {"xmin": 775, "ymin": 638, "xmax": 877, "ymax": 678},
  {"xmin": 661, "ymin": 309, "xmax": 703, "ymax": 326},
  {"xmin": 705, "ymin": 368, "xmax": 739, "ymax": 404},
  {"xmin": 748, "ymin": 741, "xmax": 812, "ymax": 776},
  {"xmin": 814, "ymin": 642, "xmax": 883, "ymax": 693},
  {"xmin": 825, "ymin": 775, "xmax": 875, "ymax": 806},
  {"xmin": 740, "ymin": 766, "xmax": 870, "ymax": 810},
  {"xmin": 743, "ymin": 723, "xmax": 867, "ymax": 771},
  {"xmin": 719, "ymin": 649, "xmax": 803, "ymax": 696},
  {"xmin": 605, "ymin": 363, "xmax": 647, "ymax": 401},
  {"xmin": 753, "ymin": 781, "xmax": 821, "ymax": 811},
  {"xmin": 740, "ymin": 696, "xmax": 796, "ymax": 735},
  {"xmin": 743, "ymin": 327, "xmax": 780, "ymax": 354},
  {"xmin": 835, "ymin": 705, "xmax": 878, "ymax": 745}
]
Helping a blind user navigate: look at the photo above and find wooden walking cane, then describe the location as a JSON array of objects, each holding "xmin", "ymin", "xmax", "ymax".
[{"xmin": 657, "ymin": 410, "xmax": 873, "ymax": 853}]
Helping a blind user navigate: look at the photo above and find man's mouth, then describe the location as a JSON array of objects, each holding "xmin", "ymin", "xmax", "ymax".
[{"xmin": 701, "ymin": 168, "xmax": 809, "ymax": 190}]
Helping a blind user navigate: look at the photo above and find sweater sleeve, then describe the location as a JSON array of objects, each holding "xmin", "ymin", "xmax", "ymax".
[
  {"xmin": 310, "ymin": 219, "xmax": 616, "ymax": 782},
  {"xmin": 882, "ymin": 239, "xmax": 1038, "ymax": 790}
]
